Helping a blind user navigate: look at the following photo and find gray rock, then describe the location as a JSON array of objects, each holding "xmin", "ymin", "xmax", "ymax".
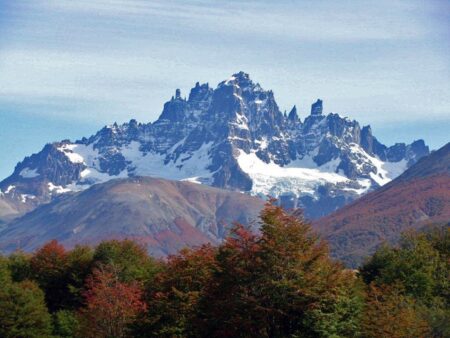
[{"xmin": 0, "ymin": 72, "xmax": 430, "ymax": 220}]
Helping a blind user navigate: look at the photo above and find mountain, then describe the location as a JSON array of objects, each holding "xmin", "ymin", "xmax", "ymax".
[
  {"xmin": 0, "ymin": 194, "xmax": 35, "ymax": 227},
  {"xmin": 0, "ymin": 72, "xmax": 429, "ymax": 220},
  {"xmin": 0, "ymin": 176, "xmax": 264, "ymax": 256},
  {"xmin": 314, "ymin": 143, "xmax": 450, "ymax": 267},
  {"xmin": 0, "ymin": 197, "xmax": 20, "ymax": 226}
]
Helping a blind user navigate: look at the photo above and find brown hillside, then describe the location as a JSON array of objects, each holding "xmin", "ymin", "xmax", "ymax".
[
  {"xmin": 314, "ymin": 143, "xmax": 450, "ymax": 267},
  {"xmin": 0, "ymin": 177, "xmax": 264, "ymax": 256}
]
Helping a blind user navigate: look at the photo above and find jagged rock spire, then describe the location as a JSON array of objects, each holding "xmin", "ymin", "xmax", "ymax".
[
  {"xmin": 311, "ymin": 99, "xmax": 323, "ymax": 115},
  {"xmin": 0, "ymin": 71, "xmax": 431, "ymax": 225},
  {"xmin": 188, "ymin": 82, "xmax": 211, "ymax": 101},
  {"xmin": 288, "ymin": 105, "xmax": 299, "ymax": 122},
  {"xmin": 233, "ymin": 71, "xmax": 250, "ymax": 81}
]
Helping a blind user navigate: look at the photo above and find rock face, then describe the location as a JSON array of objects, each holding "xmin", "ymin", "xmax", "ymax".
[
  {"xmin": 314, "ymin": 143, "xmax": 450, "ymax": 267},
  {"xmin": 0, "ymin": 72, "xmax": 429, "ymax": 219},
  {"xmin": 311, "ymin": 99, "xmax": 323, "ymax": 116}
]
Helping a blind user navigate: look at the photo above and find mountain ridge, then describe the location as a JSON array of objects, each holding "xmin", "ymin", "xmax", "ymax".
[
  {"xmin": 0, "ymin": 176, "xmax": 265, "ymax": 256},
  {"xmin": 0, "ymin": 71, "xmax": 429, "ymax": 220},
  {"xmin": 314, "ymin": 142, "xmax": 450, "ymax": 267}
]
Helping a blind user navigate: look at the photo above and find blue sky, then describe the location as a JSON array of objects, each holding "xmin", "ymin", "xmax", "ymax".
[{"xmin": 0, "ymin": 0, "xmax": 449, "ymax": 179}]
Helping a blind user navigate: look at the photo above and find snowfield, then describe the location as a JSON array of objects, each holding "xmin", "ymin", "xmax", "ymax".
[
  {"xmin": 53, "ymin": 137, "xmax": 406, "ymax": 201},
  {"xmin": 237, "ymin": 149, "xmax": 349, "ymax": 197}
]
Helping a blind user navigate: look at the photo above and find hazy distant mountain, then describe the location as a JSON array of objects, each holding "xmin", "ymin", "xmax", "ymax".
[
  {"xmin": 0, "ymin": 177, "xmax": 264, "ymax": 256},
  {"xmin": 315, "ymin": 143, "xmax": 450, "ymax": 267},
  {"xmin": 0, "ymin": 72, "xmax": 428, "ymax": 220}
]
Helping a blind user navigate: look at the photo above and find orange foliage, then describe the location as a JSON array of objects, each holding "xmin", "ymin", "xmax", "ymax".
[
  {"xmin": 79, "ymin": 266, "xmax": 147, "ymax": 338},
  {"xmin": 30, "ymin": 239, "xmax": 67, "ymax": 277},
  {"xmin": 362, "ymin": 283, "xmax": 430, "ymax": 338},
  {"xmin": 144, "ymin": 244, "xmax": 217, "ymax": 336},
  {"xmin": 29, "ymin": 239, "xmax": 68, "ymax": 311}
]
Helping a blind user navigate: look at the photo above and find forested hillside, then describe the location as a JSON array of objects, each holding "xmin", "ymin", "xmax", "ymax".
[
  {"xmin": 1, "ymin": 203, "xmax": 448, "ymax": 337},
  {"xmin": 315, "ymin": 142, "xmax": 450, "ymax": 267}
]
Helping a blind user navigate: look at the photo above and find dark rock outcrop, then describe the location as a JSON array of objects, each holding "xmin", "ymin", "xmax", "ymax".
[{"xmin": 0, "ymin": 72, "xmax": 429, "ymax": 220}]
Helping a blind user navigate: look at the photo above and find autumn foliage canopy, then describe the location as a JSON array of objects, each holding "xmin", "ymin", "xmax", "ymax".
[{"xmin": 0, "ymin": 203, "xmax": 448, "ymax": 337}]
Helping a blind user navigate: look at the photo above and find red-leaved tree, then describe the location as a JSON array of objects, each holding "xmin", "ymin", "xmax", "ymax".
[
  {"xmin": 30, "ymin": 239, "xmax": 68, "ymax": 312},
  {"xmin": 79, "ymin": 266, "xmax": 147, "ymax": 338}
]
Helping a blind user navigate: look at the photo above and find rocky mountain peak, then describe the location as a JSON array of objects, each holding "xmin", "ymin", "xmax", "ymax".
[
  {"xmin": 311, "ymin": 99, "xmax": 323, "ymax": 115},
  {"xmin": 288, "ymin": 105, "xmax": 299, "ymax": 122},
  {"xmin": 0, "ymin": 72, "xmax": 430, "ymax": 220},
  {"xmin": 218, "ymin": 72, "xmax": 264, "ymax": 96},
  {"xmin": 224, "ymin": 71, "xmax": 252, "ymax": 86},
  {"xmin": 188, "ymin": 82, "xmax": 212, "ymax": 102}
]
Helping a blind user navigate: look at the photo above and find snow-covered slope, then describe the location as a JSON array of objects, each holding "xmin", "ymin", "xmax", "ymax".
[{"xmin": 0, "ymin": 72, "xmax": 429, "ymax": 219}]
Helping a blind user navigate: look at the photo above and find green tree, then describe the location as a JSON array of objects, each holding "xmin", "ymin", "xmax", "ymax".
[
  {"xmin": 0, "ymin": 255, "xmax": 10, "ymax": 284},
  {"xmin": 65, "ymin": 245, "xmax": 95, "ymax": 309},
  {"xmin": 0, "ymin": 279, "xmax": 53, "ymax": 338},
  {"xmin": 256, "ymin": 204, "xmax": 363, "ymax": 337},
  {"xmin": 360, "ymin": 227, "xmax": 449, "ymax": 337},
  {"xmin": 7, "ymin": 250, "xmax": 32, "ymax": 282},
  {"xmin": 360, "ymin": 230, "xmax": 447, "ymax": 301},
  {"xmin": 93, "ymin": 240, "xmax": 159, "ymax": 282},
  {"xmin": 53, "ymin": 310, "xmax": 80, "ymax": 338}
]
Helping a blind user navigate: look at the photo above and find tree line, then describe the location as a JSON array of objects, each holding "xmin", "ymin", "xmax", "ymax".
[{"xmin": 0, "ymin": 203, "xmax": 448, "ymax": 337}]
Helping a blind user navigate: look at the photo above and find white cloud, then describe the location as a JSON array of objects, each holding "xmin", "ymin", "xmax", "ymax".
[
  {"xmin": 0, "ymin": 0, "xmax": 448, "ymax": 126},
  {"xmin": 37, "ymin": 0, "xmax": 433, "ymax": 41}
]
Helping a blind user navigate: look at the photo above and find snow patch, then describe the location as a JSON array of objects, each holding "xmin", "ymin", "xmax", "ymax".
[
  {"xmin": 56, "ymin": 142, "xmax": 129, "ymax": 189},
  {"xmin": 286, "ymin": 148, "xmax": 341, "ymax": 173},
  {"xmin": 19, "ymin": 167, "xmax": 39, "ymax": 178},
  {"xmin": 58, "ymin": 144, "xmax": 85, "ymax": 163},
  {"xmin": 233, "ymin": 93, "xmax": 243, "ymax": 101},
  {"xmin": 287, "ymin": 154, "xmax": 318, "ymax": 170},
  {"xmin": 20, "ymin": 194, "xmax": 36, "ymax": 203},
  {"xmin": 343, "ymin": 179, "xmax": 372, "ymax": 195},
  {"xmin": 255, "ymin": 138, "xmax": 268, "ymax": 150},
  {"xmin": 224, "ymin": 76, "xmax": 236, "ymax": 85},
  {"xmin": 237, "ymin": 150, "xmax": 349, "ymax": 197},
  {"xmin": 54, "ymin": 140, "xmax": 217, "ymax": 192},
  {"xmin": 349, "ymin": 143, "xmax": 407, "ymax": 186},
  {"xmin": 231, "ymin": 113, "xmax": 249, "ymax": 130},
  {"xmin": 78, "ymin": 167, "xmax": 127, "ymax": 185},
  {"xmin": 122, "ymin": 141, "xmax": 215, "ymax": 183},
  {"xmin": 48, "ymin": 182, "xmax": 72, "ymax": 194},
  {"xmin": 58, "ymin": 143, "xmax": 106, "ymax": 169},
  {"xmin": 5, "ymin": 185, "xmax": 15, "ymax": 194}
]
